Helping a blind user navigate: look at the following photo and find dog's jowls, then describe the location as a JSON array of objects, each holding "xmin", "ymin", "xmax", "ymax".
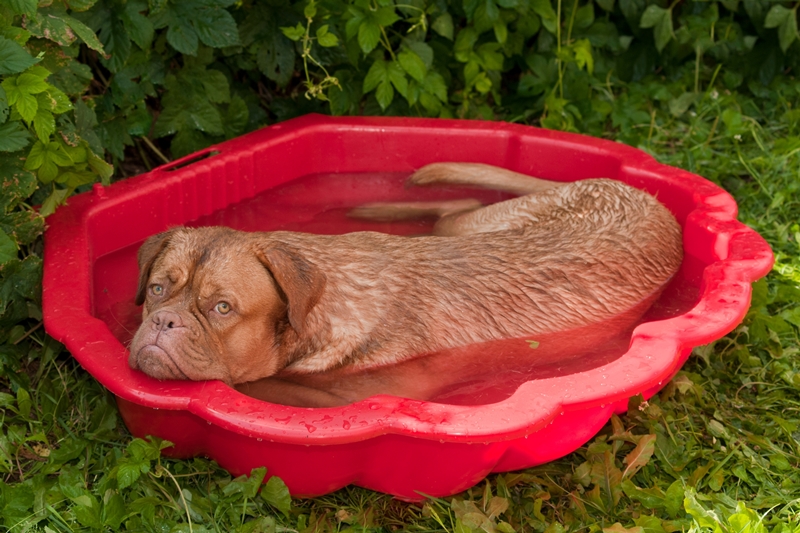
[{"xmin": 128, "ymin": 163, "xmax": 683, "ymax": 402}]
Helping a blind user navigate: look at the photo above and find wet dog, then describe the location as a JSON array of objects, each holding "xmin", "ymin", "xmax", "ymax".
[{"xmin": 129, "ymin": 163, "xmax": 683, "ymax": 402}]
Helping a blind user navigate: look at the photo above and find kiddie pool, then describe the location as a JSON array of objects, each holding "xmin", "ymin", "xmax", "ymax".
[{"xmin": 43, "ymin": 115, "xmax": 773, "ymax": 500}]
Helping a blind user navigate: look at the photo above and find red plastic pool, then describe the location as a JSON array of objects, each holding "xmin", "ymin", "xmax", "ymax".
[{"xmin": 43, "ymin": 115, "xmax": 773, "ymax": 500}]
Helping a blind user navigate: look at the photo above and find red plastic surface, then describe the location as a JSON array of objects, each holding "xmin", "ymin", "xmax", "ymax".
[{"xmin": 43, "ymin": 115, "xmax": 773, "ymax": 500}]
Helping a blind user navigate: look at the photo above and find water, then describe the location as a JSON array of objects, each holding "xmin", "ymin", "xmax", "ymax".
[{"xmin": 93, "ymin": 171, "xmax": 701, "ymax": 407}]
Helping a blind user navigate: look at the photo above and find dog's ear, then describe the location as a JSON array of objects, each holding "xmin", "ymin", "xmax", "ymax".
[
  {"xmin": 256, "ymin": 245, "xmax": 326, "ymax": 335},
  {"xmin": 135, "ymin": 229, "xmax": 179, "ymax": 305}
]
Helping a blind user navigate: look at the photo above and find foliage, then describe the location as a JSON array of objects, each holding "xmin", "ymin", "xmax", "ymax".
[{"xmin": 1, "ymin": 0, "xmax": 800, "ymax": 531}]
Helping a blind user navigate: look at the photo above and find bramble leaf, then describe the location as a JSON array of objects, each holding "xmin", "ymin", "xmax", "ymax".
[
  {"xmin": 0, "ymin": 122, "xmax": 30, "ymax": 152},
  {"xmin": 316, "ymin": 25, "xmax": 339, "ymax": 47},
  {"xmin": 0, "ymin": 37, "xmax": 39, "ymax": 75}
]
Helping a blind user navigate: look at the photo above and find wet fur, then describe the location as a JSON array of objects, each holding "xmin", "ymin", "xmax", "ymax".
[{"xmin": 129, "ymin": 163, "xmax": 684, "ymax": 394}]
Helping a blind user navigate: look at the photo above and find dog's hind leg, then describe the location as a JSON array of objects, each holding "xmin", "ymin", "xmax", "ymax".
[
  {"xmin": 408, "ymin": 163, "xmax": 568, "ymax": 195},
  {"xmin": 348, "ymin": 198, "xmax": 483, "ymax": 222}
]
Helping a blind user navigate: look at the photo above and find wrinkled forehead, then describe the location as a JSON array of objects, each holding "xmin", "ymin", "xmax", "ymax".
[{"xmin": 153, "ymin": 231, "xmax": 267, "ymax": 293}]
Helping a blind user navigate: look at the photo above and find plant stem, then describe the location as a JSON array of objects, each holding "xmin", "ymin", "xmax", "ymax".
[{"xmin": 141, "ymin": 136, "xmax": 170, "ymax": 165}]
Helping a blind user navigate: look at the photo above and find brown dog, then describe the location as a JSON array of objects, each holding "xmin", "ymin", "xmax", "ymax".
[{"xmin": 129, "ymin": 163, "xmax": 683, "ymax": 401}]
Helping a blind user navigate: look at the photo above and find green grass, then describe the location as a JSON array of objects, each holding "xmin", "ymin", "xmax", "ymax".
[{"xmin": 2, "ymin": 78, "xmax": 800, "ymax": 533}]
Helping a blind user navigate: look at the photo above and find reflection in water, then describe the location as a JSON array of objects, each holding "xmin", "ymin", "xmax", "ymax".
[{"xmin": 93, "ymin": 172, "xmax": 700, "ymax": 407}]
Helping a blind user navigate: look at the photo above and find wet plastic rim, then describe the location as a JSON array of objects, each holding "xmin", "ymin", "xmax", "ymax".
[{"xmin": 42, "ymin": 114, "xmax": 774, "ymax": 447}]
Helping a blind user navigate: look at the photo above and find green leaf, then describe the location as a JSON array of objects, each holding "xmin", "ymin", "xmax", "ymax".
[
  {"xmin": 123, "ymin": 1, "xmax": 155, "ymax": 50},
  {"xmin": 0, "ymin": 230, "xmax": 18, "ymax": 267},
  {"xmin": 572, "ymin": 39, "xmax": 594, "ymax": 74},
  {"xmin": 597, "ymin": 0, "xmax": 615, "ymax": 12},
  {"xmin": 261, "ymin": 476, "xmax": 291, "ymax": 517},
  {"xmin": 63, "ymin": 13, "xmax": 107, "ymax": 54},
  {"xmin": 764, "ymin": 5, "xmax": 792, "ymax": 28},
  {"xmin": 0, "ymin": 122, "xmax": 30, "ymax": 152},
  {"xmin": 32, "ymin": 109, "xmax": 55, "ymax": 143},
  {"xmin": 531, "ymin": 0, "xmax": 558, "ymax": 34},
  {"xmin": 258, "ymin": 32, "xmax": 296, "ymax": 87},
  {"xmin": 0, "ymin": 86, "xmax": 7, "ymax": 123},
  {"xmin": 15, "ymin": 92, "xmax": 38, "ymax": 123},
  {"xmin": 167, "ymin": 19, "xmax": 200, "ymax": 55},
  {"xmin": 398, "ymin": 49, "xmax": 427, "ymax": 82},
  {"xmin": 374, "ymin": 6, "xmax": 400, "ymax": 26},
  {"xmin": 116, "ymin": 459, "xmax": 145, "ymax": 489},
  {"xmin": 202, "ymin": 70, "xmax": 230, "ymax": 103},
  {"xmin": 281, "ymin": 23, "xmax": 305, "ymax": 41},
  {"xmin": 102, "ymin": 494, "xmax": 126, "ymax": 529},
  {"xmin": 358, "ymin": 20, "xmax": 381, "ymax": 54},
  {"xmin": 639, "ymin": 5, "xmax": 667, "ymax": 28},
  {"xmin": 316, "ymin": 25, "xmax": 339, "ymax": 47},
  {"xmin": 363, "ymin": 59, "xmax": 387, "ymax": 93},
  {"xmin": 0, "ymin": 37, "xmax": 39, "ymax": 75},
  {"xmin": 387, "ymin": 60, "xmax": 408, "ymax": 97},
  {"xmin": 192, "ymin": 3, "xmax": 240, "ymax": 48},
  {"xmin": 778, "ymin": 12, "xmax": 798, "ymax": 52},
  {"xmin": 432, "ymin": 12, "xmax": 454, "ymax": 40},
  {"xmin": 8, "ymin": 0, "xmax": 37, "ymax": 17}
]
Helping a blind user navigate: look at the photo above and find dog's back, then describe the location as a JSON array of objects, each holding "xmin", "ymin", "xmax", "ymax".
[{"xmin": 278, "ymin": 167, "xmax": 683, "ymax": 373}]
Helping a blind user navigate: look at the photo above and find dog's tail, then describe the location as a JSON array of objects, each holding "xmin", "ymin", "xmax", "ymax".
[{"xmin": 407, "ymin": 163, "xmax": 568, "ymax": 196}]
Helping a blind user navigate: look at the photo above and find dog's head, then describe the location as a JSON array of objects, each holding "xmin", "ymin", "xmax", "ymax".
[{"xmin": 129, "ymin": 227, "xmax": 326, "ymax": 385}]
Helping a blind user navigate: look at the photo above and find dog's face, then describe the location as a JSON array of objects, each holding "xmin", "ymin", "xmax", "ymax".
[{"xmin": 128, "ymin": 227, "xmax": 325, "ymax": 385}]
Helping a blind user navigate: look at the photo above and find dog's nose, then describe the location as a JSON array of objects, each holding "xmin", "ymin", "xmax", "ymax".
[{"xmin": 151, "ymin": 310, "xmax": 184, "ymax": 331}]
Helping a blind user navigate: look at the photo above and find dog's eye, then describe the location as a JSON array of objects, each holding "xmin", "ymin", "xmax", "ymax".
[
  {"xmin": 215, "ymin": 302, "xmax": 232, "ymax": 315},
  {"xmin": 150, "ymin": 284, "xmax": 164, "ymax": 296}
]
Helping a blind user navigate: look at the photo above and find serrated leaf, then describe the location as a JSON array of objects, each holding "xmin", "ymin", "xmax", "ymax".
[
  {"xmin": 192, "ymin": 3, "xmax": 240, "ymax": 48},
  {"xmin": 573, "ymin": 39, "xmax": 594, "ymax": 74},
  {"xmin": 316, "ymin": 25, "xmax": 339, "ymax": 47},
  {"xmin": 63, "ymin": 13, "xmax": 106, "ymax": 54},
  {"xmin": 363, "ymin": 59, "xmax": 387, "ymax": 93},
  {"xmin": 398, "ymin": 49, "xmax": 426, "ymax": 82},
  {"xmin": 257, "ymin": 33, "xmax": 295, "ymax": 86},
  {"xmin": 15, "ymin": 92, "xmax": 37, "ymax": 123},
  {"xmin": 39, "ymin": 185, "xmax": 70, "ymax": 217},
  {"xmin": 202, "ymin": 70, "xmax": 230, "ymax": 103},
  {"xmin": 0, "ymin": 231, "xmax": 22, "ymax": 274},
  {"xmin": 8, "ymin": 0, "xmax": 37, "ymax": 16},
  {"xmin": 387, "ymin": 60, "xmax": 408, "ymax": 97},
  {"xmin": 116, "ymin": 460, "xmax": 144, "ymax": 489},
  {"xmin": 281, "ymin": 23, "xmax": 305, "ymax": 41},
  {"xmin": 123, "ymin": 2, "xmax": 155, "ymax": 50},
  {"xmin": 358, "ymin": 20, "xmax": 381, "ymax": 54},
  {"xmin": 0, "ymin": 37, "xmax": 39, "ymax": 75},
  {"xmin": 261, "ymin": 476, "xmax": 291, "ymax": 517},
  {"xmin": 0, "ymin": 122, "xmax": 30, "ymax": 152},
  {"xmin": 32, "ymin": 109, "xmax": 55, "ymax": 143},
  {"xmin": 375, "ymin": 79, "xmax": 394, "ymax": 109},
  {"xmin": 167, "ymin": 19, "xmax": 199, "ymax": 55}
]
